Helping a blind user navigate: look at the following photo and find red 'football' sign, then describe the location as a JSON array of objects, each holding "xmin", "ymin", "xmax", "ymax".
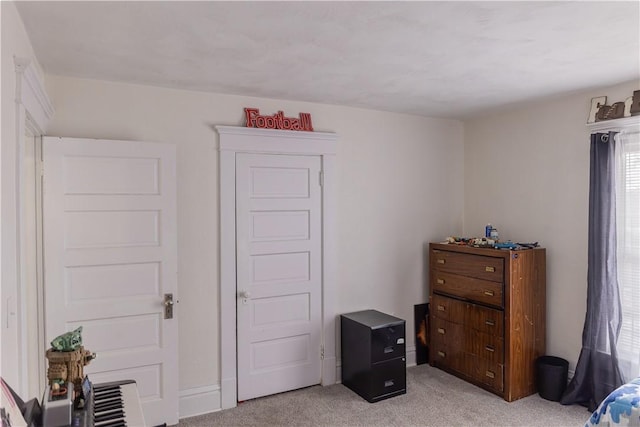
[{"xmin": 244, "ymin": 108, "xmax": 313, "ymax": 132}]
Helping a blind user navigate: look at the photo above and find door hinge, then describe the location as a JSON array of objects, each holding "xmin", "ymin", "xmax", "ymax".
[
  {"xmin": 319, "ymin": 171, "xmax": 324, "ymax": 187},
  {"xmin": 39, "ymin": 160, "xmax": 44, "ymax": 177},
  {"xmin": 320, "ymin": 345, "xmax": 325, "ymax": 360}
]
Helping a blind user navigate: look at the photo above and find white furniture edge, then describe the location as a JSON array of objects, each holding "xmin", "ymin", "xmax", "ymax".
[
  {"xmin": 587, "ymin": 115, "xmax": 640, "ymax": 132},
  {"xmin": 216, "ymin": 126, "xmax": 338, "ymax": 410}
]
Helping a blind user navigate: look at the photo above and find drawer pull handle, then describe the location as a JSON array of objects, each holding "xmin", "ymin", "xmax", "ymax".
[
  {"xmin": 438, "ymin": 351, "xmax": 446, "ymax": 357},
  {"xmin": 485, "ymin": 320, "xmax": 496, "ymax": 326},
  {"xmin": 485, "ymin": 266, "xmax": 495, "ymax": 272},
  {"xmin": 484, "ymin": 290, "xmax": 495, "ymax": 296},
  {"xmin": 485, "ymin": 345, "xmax": 495, "ymax": 352},
  {"xmin": 436, "ymin": 278, "xmax": 445, "ymax": 285},
  {"xmin": 437, "ymin": 259, "xmax": 446, "ymax": 264},
  {"xmin": 486, "ymin": 370, "xmax": 495, "ymax": 379},
  {"xmin": 437, "ymin": 305, "xmax": 446, "ymax": 311},
  {"xmin": 384, "ymin": 346, "xmax": 394, "ymax": 354},
  {"xmin": 437, "ymin": 328, "xmax": 446, "ymax": 334},
  {"xmin": 384, "ymin": 380, "xmax": 395, "ymax": 387}
]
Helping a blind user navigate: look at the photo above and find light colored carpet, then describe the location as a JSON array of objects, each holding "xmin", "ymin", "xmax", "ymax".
[{"xmin": 179, "ymin": 364, "xmax": 589, "ymax": 426}]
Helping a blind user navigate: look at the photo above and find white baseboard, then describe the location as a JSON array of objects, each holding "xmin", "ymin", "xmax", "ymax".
[
  {"xmin": 179, "ymin": 347, "xmax": 417, "ymax": 419},
  {"xmin": 323, "ymin": 356, "xmax": 337, "ymax": 385},
  {"xmin": 406, "ymin": 345, "xmax": 417, "ymax": 367},
  {"xmin": 179, "ymin": 384, "xmax": 221, "ymax": 419}
]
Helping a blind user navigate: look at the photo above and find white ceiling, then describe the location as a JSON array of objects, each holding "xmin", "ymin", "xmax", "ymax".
[{"xmin": 15, "ymin": 1, "xmax": 640, "ymax": 119}]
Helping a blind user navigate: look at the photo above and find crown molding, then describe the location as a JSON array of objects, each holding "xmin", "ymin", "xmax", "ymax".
[
  {"xmin": 14, "ymin": 57, "xmax": 54, "ymax": 132},
  {"xmin": 215, "ymin": 125, "xmax": 337, "ymax": 155},
  {"xmin": 215, "ymin": 125, "xmax": 337, "ymax": 141}
]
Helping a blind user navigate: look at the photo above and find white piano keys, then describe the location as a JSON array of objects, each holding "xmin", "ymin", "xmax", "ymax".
[{"xmin": 93, "ymin": 381, "xmax": 146, "ymax": 427}]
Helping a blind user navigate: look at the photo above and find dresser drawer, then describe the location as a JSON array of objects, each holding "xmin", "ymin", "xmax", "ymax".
[
  {"xmin": 431, "ymin": 294, "xmax": 465, "ymax": 322},
  {"xmin": 465, "ymin": 303, "xmax": 504, "ymax": 336},
  {"xmin": 432, "ymin": 250, "xmax": 504, "ymax": 283},
  {"xmin": 432, "ymin": 271, "xmax": 503, "ymax": 308},
  {"xmin": 431, "ymin": 318, "xmax": 464, "ymax": 372},
  {"xmin": 431, "ymin": 344, "xmax": 463, "ymax": 373},
  {"xmin": 465, "ymin": 328, "xmax": 504, "ymax": 364},
  {"xmin": 465, "ymin": 354, "xmax": 504, "ymax": 392},
  {"xmin": 432, "ymin": 317, "xmax": 464, "ymax": 347}
]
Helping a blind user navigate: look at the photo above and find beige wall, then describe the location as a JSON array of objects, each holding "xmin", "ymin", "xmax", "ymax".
[
  {"xmin": 463, "ymin": 80, "xmax": 640, "ymax": 371},
  {"xmin": 44, "ymin": 75, "xmax": 465, "ymax": 392}
]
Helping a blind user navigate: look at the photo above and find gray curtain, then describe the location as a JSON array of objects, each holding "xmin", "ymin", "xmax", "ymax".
[{"xmin": 560, "ymin": 132, "xmax": 625, "ymax": 411}]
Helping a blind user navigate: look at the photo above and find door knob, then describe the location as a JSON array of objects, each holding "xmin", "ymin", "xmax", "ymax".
[{"xmin": 238, "ymin": 290, "xmax": 251, "ymax": 306}]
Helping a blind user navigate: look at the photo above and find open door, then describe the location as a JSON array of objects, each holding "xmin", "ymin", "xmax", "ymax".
[{"xmin": 42, "ymin": 137, "xmax": 178, "ymax": 425}]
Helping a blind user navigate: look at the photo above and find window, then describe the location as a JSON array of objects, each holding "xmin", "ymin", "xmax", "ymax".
[{"xmin": 616, "ymin": 131, "xmax": 640, "ymax": 380}]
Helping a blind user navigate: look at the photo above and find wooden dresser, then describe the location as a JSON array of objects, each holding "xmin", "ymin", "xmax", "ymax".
[{"xmin": 428, "ymin": 242, "xmax": 546, "ymax": 401}]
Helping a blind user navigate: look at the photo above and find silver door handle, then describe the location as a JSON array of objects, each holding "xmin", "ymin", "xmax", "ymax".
[
  {"xmin": 164, "ymin": 293, "xmax": 174, "ymax": 319},
  {"xmin": 238, "ymin": 290, "xmax": 251, "ymax": 299}
]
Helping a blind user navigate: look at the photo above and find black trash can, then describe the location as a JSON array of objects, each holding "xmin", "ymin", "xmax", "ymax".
[{"xmin": 536, "ymin": 356, "xmax": 569, "ymax": 401}]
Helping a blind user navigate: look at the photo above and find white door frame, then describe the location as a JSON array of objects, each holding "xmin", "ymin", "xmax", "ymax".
[
  {"xmin": 217, "ymin": 126, "xmax": 337, "ymax": 409},
  {"xmin": 2, "ymin": 57, "xmax": 53, "ymax": 396}
]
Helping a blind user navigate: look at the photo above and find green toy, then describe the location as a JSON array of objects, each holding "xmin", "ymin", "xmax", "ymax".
[{"xmin": 51, "ymin": 326, "xmax": 83, "ymax": 351}]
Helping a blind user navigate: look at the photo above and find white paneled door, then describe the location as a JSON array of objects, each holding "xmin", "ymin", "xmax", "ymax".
[
  {"xmin": 42, "ymin": 137, "xmax": 178, "ymax": 426},
  {"xmin": 236, "ymin": 153, "xmax": 322, "ymax": 401}
]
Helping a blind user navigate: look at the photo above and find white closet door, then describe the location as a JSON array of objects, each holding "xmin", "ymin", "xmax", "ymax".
[{"xmin": 236, "ymin": 153, "xmax": 322, "ymax": 401}]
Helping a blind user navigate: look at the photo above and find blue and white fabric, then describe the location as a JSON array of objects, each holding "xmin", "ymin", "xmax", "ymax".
[{"xmin": 587, "ymin": 377, "xmax": 640, "ymax": 427}]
